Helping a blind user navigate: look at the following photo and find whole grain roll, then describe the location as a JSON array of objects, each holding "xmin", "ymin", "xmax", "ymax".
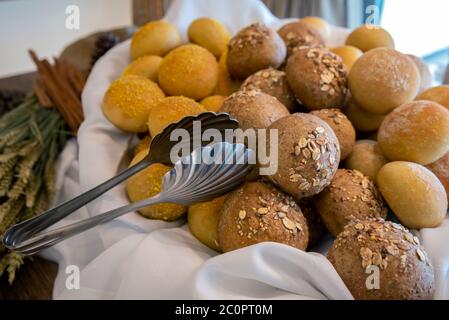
[{"xmin": 278, "ymin": 22, "xmax": 325, "ymax": 57}]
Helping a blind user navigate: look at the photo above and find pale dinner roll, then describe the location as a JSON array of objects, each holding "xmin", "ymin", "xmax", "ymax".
[
  {"xmin": 331, "ymin": 45, "xmax": 363, "ymax": 72},
  {"xmin": 103, "ymin": 75, "xmax": 165, "ymax": 133},
  {"xmin": 130, "ymin": 20, "xmax": 181, "ymax": 59},
  {"xmin": 377, "ymin": 161, "xmax": 448, "ymax": 229},
  {"xmin": 349, "ymin": 48, "xmax": 420, "ymax": 115},
  {"xmin": 346, "ymin": 25, "xmax": 395, "ymax": 52},
  {"xmin": 344, "ymin": 140, "xmax": 388, "ymax": 182},
  {"xmin": 378, "ymin": 100, "xmax": 449, "ymax": 165},
  {"xmin": 344, "ymin": 97, "xmax": 385, "ymax": 132},
  {"xmin": 416, "ymin": 85, "xmax": 449, "ymax": 110},
  {"xmin": 188, "ymin": 17, "xmax": 230, "ymax": 58}
]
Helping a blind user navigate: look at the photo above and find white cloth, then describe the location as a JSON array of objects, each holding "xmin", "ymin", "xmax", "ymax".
[{"xmin": 41, "ymin": 0, "xmax": 448, "ymax": 300}]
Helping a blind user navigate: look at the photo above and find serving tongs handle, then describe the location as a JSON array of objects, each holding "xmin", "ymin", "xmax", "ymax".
[{"xmin": 2, "ymin": 159, "xmax": 152, "ymax": 253}]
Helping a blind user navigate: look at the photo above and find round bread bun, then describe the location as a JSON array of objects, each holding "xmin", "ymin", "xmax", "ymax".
[
  {"xmin": 407, "ymin": 54, "xmax": 433, "ymax": 94},
  {"xmin": 241, "ymin": 68, "xmax": 296, "ymax": 111},
  {"xmin": 126, "ymin": 150, "xmax": 185, "ymax": 220},
  {"xmin": 214, "ymin": 48, "xmax": 242, "ymax": 95},
  {"xmin": 310, "ymin": 108, "xmax": 356, "ymax": 160},
  {"xmin": 278, "ymin": 22, "xmax": 325, "ymax": 57},
  {"xmin": 122, "ymin": 55, "xmax": 162, "ymax": 82},
  {"xmin": 427, "ymin": 151, "xmax": 449, "ymax": 202},
  {"xmin": 103, "ymin": 75, "xmax": 165, "ymax": 133},
  {"xmin": 298, "ymin": 197, "xmax": 327, "ymax": 247},
  {"xmin": 133, "ymin": 135, "xmax": 152, "ymax": 156},
  {"xmin": 330, "ymin": 45, "xmax": 363, "ymax": 72},
  {"xmin": 349, "ymin": 48, "xmax": 420, "ymax": 115},
  {"xmin": 188, "ymin": 17, "xmax": 230, "ymax": 58},
  {"xmin": 158, "ymin": 44, "xmax": 219, "ymax": 100},
  {"xmin": 377, "ymin": 100, "xmax": 449, "ymax": 165},
  {"xmin": 345, "ymin": 25, "xmax": 395, "ymax": 52},
  {"xmin": 217, "ymin": 181, "xmax": 309, "ymax": 252},
  {"xmin": 344, "ymin": 97, "xmax": 385, "ymax": 132},
  {"xmin": 130, "ymin": 20, "xmax": 182, "ymax": 59},
  {"xmin": 316, "ymin": 169, "xmax": 387, "ymax": 236},
  {"xmin": 344, "ymin": 140, "xmax": 388, "ymax": 182},
  {"xmin": 286, "ymin": 47, "xmax": 348, "ymax": 111},
  {"xmin": 148, "ymin": 96, "xmax": 205, "ymax": 137},
  {"xmin": 266, "ymin": 113, "xmax": 340, "ymax": 199},
  {"xmin": 220, "ymin": 90, "xmax": 289, "ymax": 131},
  {"xmin": 227, "ymin": 23, "xmax": 286, "ymax": 79},
  {"xmin": 416, "ymin": 85, "xmax": 449, "ymax": 110},
  {"xmin": 377, "ymin": 161, "xmax": 448, "ymax": 229},
  {"xmin": 188, "ymin": 196, "xmax": 226, "ymax": 252},
  {"xmin": 200, "ymin": 95, "xmax": 227, "ymax": 112},
  {"xmin": 328, "ymin": 219, "xmax": 435, "ymax": 300},
  {"xmin": 298, "ymin": 16, "xmax": 331, "ymax": 42}
]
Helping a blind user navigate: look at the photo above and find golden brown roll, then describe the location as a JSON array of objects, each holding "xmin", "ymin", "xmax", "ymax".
[
  {"xmin": 148, "ymin": 96, "xmax": 205, "ymax": 137},
  {"xmin": 217, "ymin": 181, "xmax": 309, "ymax": 252},
  {"xmin": 220, "ymin": 90, "xmax": 289, "ymax": 131},
  {"xmin": 348, "ymin": 48, "xmax": 420, "ymax": 115},
  {"xmin": 266, "ymin": 113, "xmax": 340, "ymax": 199},
  {"xmin": 315, "ymin": 169, "xmax": 387, "ymax": 236},
  {"xmin": 286, "ymin": 47, "xmax": 348, "ymax": 111},
  {"xmin": 188, "ymin": 17, "xmax": 230, "ymax": 58},
  {"xmin": 126, "ymin": 150, "xmax": 185, "ymax": 221},
  {"xmin": 103, "ymin": 75, "xmax": 165, "ymax": 133},
  {"xmin": 344, "ymin": 97, "xmax": 385, "ymax": 132},
  {"xmin": 200, "ymin": 95, "xmax": 227, "ymax": 112},
  {"xmin": 214, "ymin": 48, "xmax": 242, "ymax": 96},
  {"xmin": 227, "ymin": 23, "xmax": 286, "ymax": 79},
  {"xmin": 407, "ymin": 54, "xmax": 433, "ymax": 94},
  {"xmin": 427, "ymin": 151, "xmax": 449, "ymax": 202},
  {"xmin": 344, "ymin": 140, "xmax": 388, "ymax": 182},
  {"xmin": 377, "ymin": 161, "xmax": 448, "ymax": 229},
  {"xmin": 130, "ymin": 20, "xmax": 182, "ymax": 59},
  {"xmin": 298, "ymin": 16, "xmax": 331, "ymax": 42},
  {"xmin": 378, "ymin": 100, "xmax": 449, "ymax": 165},
  {"xmin": 310, "ymin": 108, "xmax": 356, "ymax": 160},
  {"xmin": 278, "ymin": 22, "xmax": 325, "ymax": 57},
  {"xmin": 122, "ymin": 55, "xmax": 162, "ymax": 82},
  {"xmin": 330, "ymin": 45, "xmax": 363, "ymax": 72},
  {"xmin": 158, "ymin": 44, "xmax": 219, "ymax": 100},
  {"xmin": 345, "ymin": 25, "xmax": 395, "ymax": 52},
  {"xmin": 416, "ymin": 85, "xmax": 449, "ymax": 110},
  {"xmin": 188, "ymin": 196, "xmax": 226, "ymax": 252},
  {"xmin": 328, "ymin": 219, "xmax": 435, "ymax": 300},
  {"xmin": 240, "ymin": 67, "xmax": 296, "ymax": 111}
]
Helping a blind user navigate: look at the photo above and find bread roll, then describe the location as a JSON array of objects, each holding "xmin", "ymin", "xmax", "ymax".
[
  {"xmin": 427, "ymin": 152, "xmax": 449, "ymax": 202},
  {"xmin": 416, "ymin": 85, "xmax": 449, "ymax": 110},
  {"xmin": 407, "ymin": 54, "xmax": 433, "ymax": 94},
  {"xmin": 188, "ymin": 17, "xmax": 230, "ymax": 58},
  {"xmin": 278, "ymin": 22, "xmax": 325, "ymax": 57},
  {"xmin": 122, "ymin": 55, "xmax": 162, "ymax": 82},
  {"xmin": 344, "ymin": 97, "xmax": 385, "ymax": 132},
  {"xmin": 331, "ymin": 45, "xmax": 363, "ymax": 72},
  {"xmin": 344, "ymin": 140, "xmax": 388, "ymax": 182},
  {"xmin": 346, "ymin": 25, "xmax": 395, "ymax": 52},
  {"xmin": 200, "ymin": 95, "xmax": 227, "ymax": 112}
]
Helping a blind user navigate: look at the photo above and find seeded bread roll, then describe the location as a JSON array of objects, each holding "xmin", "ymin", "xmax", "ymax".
[
  {"xmin": 344, "ymin": 140, "xmax": 389, "ymax": 182},
  {"xmin": 377, "ymin": 161, "xmax": 448, "ymax": 229},
  {"xmin": 298, "ymin": 197, "xmax": 327, "ymax": 247},
  {"xmin": 220, "ymin": 90, "xmax": 290, "ymax": 131},
  {"xmin": 427, "ymin": 152, "xmax": 449, "ymax": 202},
  {"xmin": 349, "ymin": 48, "xmax": 420, "ymax": 115},
  {"xmin": 227, "ymin": 23, "xmax": 286, "ymax": 79},
  {"xmin": 378, "ymin": 100, "xmax": 449, "ymax": 165},
  {"xmin": 330, "ymin": 45, "xmax": 363, "ymax": 72},
  {"xmin": 344, "ymin": 97, "xmax": 385, "ymax": 132},
  {"xmin": 217, "ymin": 181, "xmax": 309, "ymax": 252},
  {"xmin": 241, "ymin": 68, "xmax": 296, "ymax": 111},
  {"xmin": 416, "ymin": 85, "xmax": 449, "ymax": 110},
  {"xmin": 328, "ymin": 219, "xmax": 435, "ymax": 300},
  {"xmin": 407, "ymin": 54, "xmax": 433, "ymax": 94},
  {"xmin": 266, "ymin": 113, "xmax": 340, "ymax": 199},
  {"xmin": 345, "ymin": 25, "xmax": 395, "ymax": 52},
  {"xmin": 316, "ymin": 169, "xmax": 387, "ymax": 237},
  {"xmin": 278, "ymin": 22, "xmax": 325, "ymax": 57},
  {"xmin": 286, "ymin": 47, "xmax": 348, "ymax": 111},
  {"xmin": 188, "ymin": 17, "xmax": 230, "ymax": 58},
  {"xmin": 130, "ymin": 20, "xmax": 182, "ymax": 59},
  {"xmin": 158, "ymin": 44, "xmax": 219, "ymax": 100},
  {"xmin": 103, "ymin": 75, "xmax": 165, "ymax": 133},
  {"xmin": 310, "ymin": 108, "xmax": 356, "ymax": 160}
]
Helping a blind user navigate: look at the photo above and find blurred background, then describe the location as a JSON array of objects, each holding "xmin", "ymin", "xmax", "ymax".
[{"xmin": 0, "ymin": 0, "xmax": 448, "ymax": 82}]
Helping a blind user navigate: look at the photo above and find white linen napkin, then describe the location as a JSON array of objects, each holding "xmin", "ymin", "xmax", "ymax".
[{"xmin": 40, "ymin": 0, "xmax": 448, "ymax": 300}]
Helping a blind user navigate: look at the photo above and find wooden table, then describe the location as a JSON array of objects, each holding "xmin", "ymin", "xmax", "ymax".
[{"xmin": 0, "ymin": 72, "xmax": 58, "ymax": 300}]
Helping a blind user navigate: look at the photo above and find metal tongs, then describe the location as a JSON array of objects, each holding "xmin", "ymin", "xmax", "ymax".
[{"xmin": 3, "ymin": 112, "xmax": 252, "ymax": 255}]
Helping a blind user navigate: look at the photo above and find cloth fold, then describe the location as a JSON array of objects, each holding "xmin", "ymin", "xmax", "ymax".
[{"xmin": 41, "ymin": 0, "xmax": 448, "ymax": 300}]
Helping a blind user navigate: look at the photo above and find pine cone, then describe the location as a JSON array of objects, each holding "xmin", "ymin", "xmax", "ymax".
[
  {"xmin": 90, "ymin": 32, "xmax": 121, "ymax": 70},
  {"xmin": 0, "ymin": 89, "xmax": 26, "ymax": 117}
]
